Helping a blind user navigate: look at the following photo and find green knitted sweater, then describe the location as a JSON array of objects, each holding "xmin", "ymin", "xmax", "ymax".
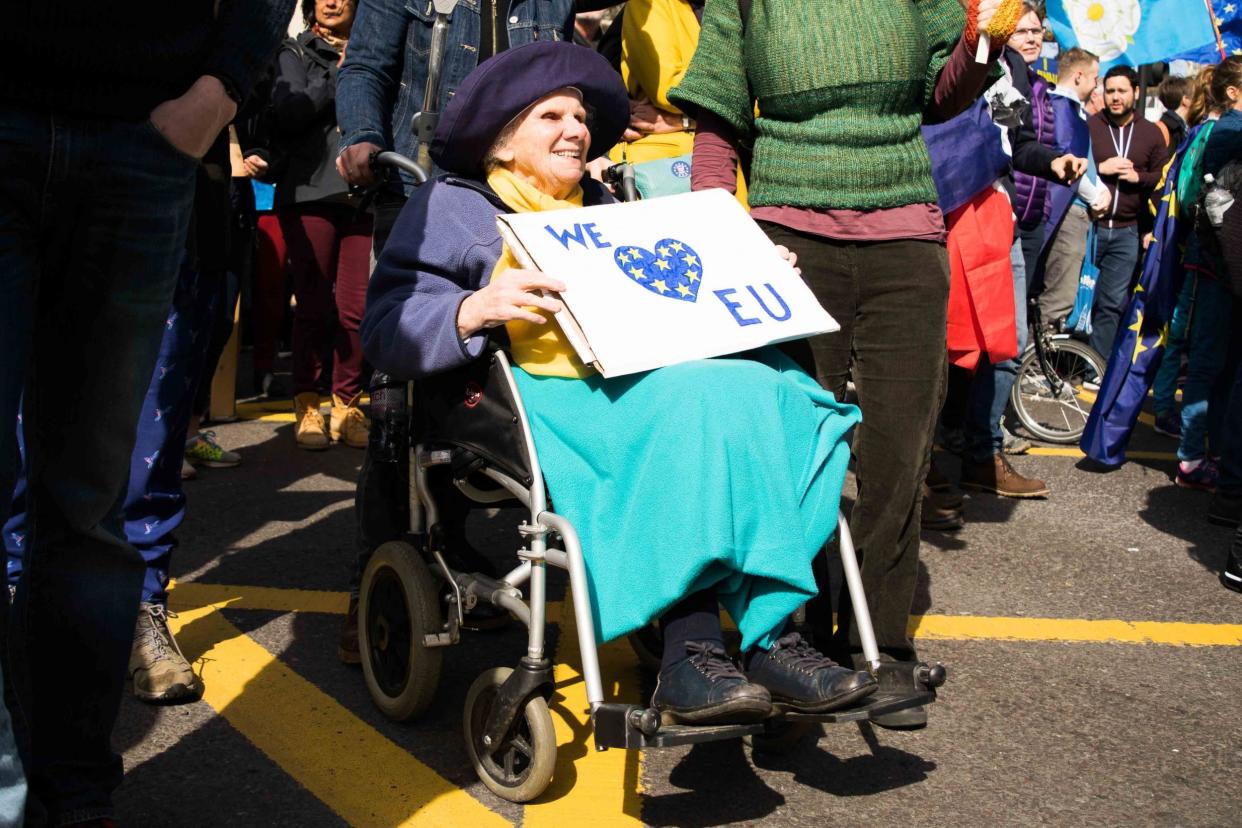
[{"xmin": 669, "ymin": 0, "xmax": 966, "ymax": 210}]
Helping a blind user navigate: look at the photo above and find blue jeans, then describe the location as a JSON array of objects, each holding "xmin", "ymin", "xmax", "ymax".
[
  {"xmin": 1175, "ymin": 275, "xmax": 1234, "ymax": 462},
  {"xmin": 1089, "ymin": 224, "xmax": 1141, "ymax": 358},
  {"xmin": 0, "ymin": 108, "xmax": 196, "ymax": 823},
  {"xmin": 966, "ymin": 237, "xmax": 1028, "ymax": 461},
  {"xmin": 6, "ymin": 254, "xmax": 220, "ymax": 605}
]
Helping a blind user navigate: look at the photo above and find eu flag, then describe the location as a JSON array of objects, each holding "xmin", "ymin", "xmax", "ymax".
[
  {"xmin": 1046, "ymin": 0, "xmax": 1217, "ymax": 70},
  {"xmin": 1079, "ymin": 127, "xmax": 1202, "ymax": 466},
  {"xmin": 1174, "ymin": 0, "xmax": 1240, "ymax": 63}
]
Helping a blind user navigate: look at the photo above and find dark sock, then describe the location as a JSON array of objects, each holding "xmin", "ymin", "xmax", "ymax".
[{"xmin": 659, "ymin": 589, "xmax": 723, "ymax": 673}]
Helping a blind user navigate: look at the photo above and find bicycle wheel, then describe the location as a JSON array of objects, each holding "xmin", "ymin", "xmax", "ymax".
[{"xmin": 1010, "ymin": 338, "xmax": 1106, "ymax": 444}]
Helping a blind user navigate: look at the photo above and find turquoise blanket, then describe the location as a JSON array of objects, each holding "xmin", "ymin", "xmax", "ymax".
[{"xmin": 513, "ymin": 348, "xmax": 860, "ymax": 651}]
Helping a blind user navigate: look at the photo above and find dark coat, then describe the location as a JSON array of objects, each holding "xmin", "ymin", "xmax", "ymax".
[{"xmin": 271, "ymin": 32, "xmax": 349, "ymax": 208}]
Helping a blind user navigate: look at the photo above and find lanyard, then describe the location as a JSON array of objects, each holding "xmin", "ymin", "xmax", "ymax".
[
  {"xmin": 1108, "ymin": 122, "xmax": 1133, "ymax": 161},
  {"xmin": 1106, "ymin": 121, "xmax": 1133, "ymax": 227}
]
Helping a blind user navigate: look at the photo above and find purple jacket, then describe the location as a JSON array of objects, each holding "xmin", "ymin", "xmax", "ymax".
[
  {"xmin": 363, "ymin": 175, "xmax": 613, "ymax": 378},
  {"xmin": 1013, "ymin": 74, "xmax": 1056, "ymax": 228}
]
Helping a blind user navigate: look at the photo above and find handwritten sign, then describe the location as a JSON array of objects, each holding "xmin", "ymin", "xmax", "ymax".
[{"xmin": 496, "ymin": 188, "xmax": 838, "ymax": 378}]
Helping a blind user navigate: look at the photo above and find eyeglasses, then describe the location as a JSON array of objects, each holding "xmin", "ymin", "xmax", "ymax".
[{"xmin": 1013, "ymin": 27, "xmax": 1044, "ymax": 37}]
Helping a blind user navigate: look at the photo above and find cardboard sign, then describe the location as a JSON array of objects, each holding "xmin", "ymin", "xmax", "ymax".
[{"xmin": 496, "ymin": 188, "xmax": 839, "ymax": 378}]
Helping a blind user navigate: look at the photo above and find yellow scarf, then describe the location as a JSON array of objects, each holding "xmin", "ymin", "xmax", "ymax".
[{"xmin": 487, "ymin": 167, "xmax": 593, "ymax": 378}]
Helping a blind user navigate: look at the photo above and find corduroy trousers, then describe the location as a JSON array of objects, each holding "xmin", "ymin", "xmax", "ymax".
[{"xmin": 761, "ymin": 223, "xmax": 949, "ymax": 663}]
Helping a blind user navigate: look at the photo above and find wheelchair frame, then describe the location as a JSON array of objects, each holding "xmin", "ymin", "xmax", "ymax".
[{"xmin": 358, "ymin": 348, "xmax": 945, "ymax": 803}]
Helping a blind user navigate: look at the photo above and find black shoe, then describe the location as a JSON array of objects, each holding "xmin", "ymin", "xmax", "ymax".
[
  {"xmin": 652, "ymin": 641, "xmax": 772, "ymax": 725},
  {"xmin": 745, "ymin": 633, "xmax": 877, "ymax": 714},
  {"xmin": 1208, "ymin": 491, "xmax": 1242, "ymax": 528},
  {"xmin": 1222, "ymin": 529, "xmax": 1242, "ymax": 594}
]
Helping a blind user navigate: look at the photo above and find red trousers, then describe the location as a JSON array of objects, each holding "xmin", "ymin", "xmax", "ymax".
[{"xmin": 278, "ymin": 202, "xmax": 374, "ymax": 400}]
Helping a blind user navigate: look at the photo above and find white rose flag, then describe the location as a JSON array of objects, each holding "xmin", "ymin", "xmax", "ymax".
[
  {"xmin": 1045, "ymin": 0, "xmax": 1217, "ymax": 69},
  {"xmin": 496, "ymin": 188, "xmax": 838, "ymax": 378}
]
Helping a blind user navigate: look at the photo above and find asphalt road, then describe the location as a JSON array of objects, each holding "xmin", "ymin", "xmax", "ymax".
[{"xmin": 110, "ymin": 396, "xmax": 1242, "ymax": 827}]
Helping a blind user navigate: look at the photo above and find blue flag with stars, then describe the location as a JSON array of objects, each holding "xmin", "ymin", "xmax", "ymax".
[
  {"xmin": 1173, "ymin": 0, "xmax": 1239, "ymax": 63},
  {"xmin": 1080, "ymin": 127, "xmax": 1201, "ymax": 466},
  {"xmin": 1046, "ymin": 0, "xmax": 1218, "ymax": 70}
]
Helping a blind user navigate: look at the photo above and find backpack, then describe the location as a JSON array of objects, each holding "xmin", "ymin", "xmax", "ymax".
[{"xmin": 1177, "ymin": 121, "xmax": 1215, "ymax": 222}]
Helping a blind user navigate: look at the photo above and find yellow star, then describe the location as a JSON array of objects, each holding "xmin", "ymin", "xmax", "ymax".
[
  {"xmin": 1128, "ymin": 311, "xmax": 1148, "ymax": 364},
  {"xmin": 670, "ymin": 241, "xmax": 684, "ymax": 252},
  {"xmin": 676, "ymin": 283, "xmax": 692, "ymax": 297},
  {"xmin": 686, "ymin": 269, "xmax": 699, "ymax": 283},
  {"xmin": 629, "ymin": 248, "xmax": 642, "ymax": 259},
  {"xmin": 1155, "ymin": 322, "xmax": 1169, "ymax": 350},
  {"xmin": 651, "ymin": 279, "xmax": 669, "ymax": 293},
  {"xmin": 629, "ymin": 266, "xmax": 646, "ymax": 279},
  {"xmin": 617, "ymin": 250, "xmax": 630, "ymax": 264},
  {"xmin": 682, "ymin": 254, "xmax": 699, "ymax": 267},
  {"xmin": 657, "ymin": 246, "xmax": 671, "ymax": 258},
  {"xmin": 655, "ymin": 258, "xmax": 671, "ymax": 271}
]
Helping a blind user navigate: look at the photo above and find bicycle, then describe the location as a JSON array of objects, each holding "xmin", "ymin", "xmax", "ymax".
[{"xmin": 1009, "ymin": 299, "xmax": 1106, "ymax": 444}]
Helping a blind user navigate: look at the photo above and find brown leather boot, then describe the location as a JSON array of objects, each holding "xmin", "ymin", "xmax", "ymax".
[
  {"xmin": 960, "ymin": 454, "xmax": 1049, "ymax": 498},
  {"xmin": 338, "ymin": 597, "xmax": 360, "ymax": 664},
  {"xmin": 921, "ymin": 482, "xmax": 964, "ymax": 531}
]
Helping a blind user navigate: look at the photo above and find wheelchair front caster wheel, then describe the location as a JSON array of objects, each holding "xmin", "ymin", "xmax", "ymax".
[
  {"xmin": 359, "ymin": 541, "xmax": 443, "ymax": 722},
  {"xmin": 463, "ymin": 667, "xmax": 557, "ymax": 803}
]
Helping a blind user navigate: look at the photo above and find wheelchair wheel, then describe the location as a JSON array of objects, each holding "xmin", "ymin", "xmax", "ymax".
[
  {"xmin": 359, "ymin": 541, "xmax": 443, "ymax": 722},
  {"xmin": 463, "ymin": 667, "xmax": 557, "ymax": 803},
  {"xmin": 1010, "ymin": 337, "xmax": 1105, "ymax": 444}
]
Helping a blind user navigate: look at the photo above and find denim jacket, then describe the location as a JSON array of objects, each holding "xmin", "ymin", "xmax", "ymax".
[{"xmin": 337, "ymin": 0, "xmax": 576, "ymax": 193}]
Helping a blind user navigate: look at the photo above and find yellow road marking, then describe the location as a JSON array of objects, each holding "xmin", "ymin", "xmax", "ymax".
[
  {"xmin": 236, "ymin": 395, "xmax": 370, "ymax": 424},
  {"xmin": 910, "ymin": 614, "xmax": 1242, "ymax": 647},
  {"xmin": 523, "ymin": 594, "xmax": 644, "ymax": 826},
  {"xmin": 171, "ymin": 581, "xmax": 349, "ymax": 614},
  {"xmin": 1026, "ymin": 447, "xmax": 1176, "ymax": 460},
  {"xmin": 166, "ymin": 602, "xmax": 511, "ymax": 828},
  {"xmin": 169, "ymin": 583, "xmax": 1241, "ymax": 648}
]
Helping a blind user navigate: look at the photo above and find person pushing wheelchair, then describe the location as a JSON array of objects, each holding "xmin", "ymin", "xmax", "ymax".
[{"xmin": 363, "ymin": 41, "xmax": 876, "ymax": 725}]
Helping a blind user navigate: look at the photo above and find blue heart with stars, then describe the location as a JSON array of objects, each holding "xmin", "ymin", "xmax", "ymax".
[{"xmin": 612, "ymin": 238, "xmax": 703, "ymax": 302}]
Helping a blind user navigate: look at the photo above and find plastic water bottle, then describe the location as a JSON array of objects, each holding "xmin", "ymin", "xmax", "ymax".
[{"xmin": 1203, "ymin": 174, "xmax": 1234, "ymax": 228}]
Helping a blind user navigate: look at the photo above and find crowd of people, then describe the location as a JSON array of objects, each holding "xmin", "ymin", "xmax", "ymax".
[{"xmin": 3, "ymin": 0, "xmax": 1241, "ymax": 823}]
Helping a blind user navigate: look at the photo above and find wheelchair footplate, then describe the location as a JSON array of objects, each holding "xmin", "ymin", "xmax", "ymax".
[{"xmin": 592, "ymin": 660, "xmax": 945, "ymax": 751}]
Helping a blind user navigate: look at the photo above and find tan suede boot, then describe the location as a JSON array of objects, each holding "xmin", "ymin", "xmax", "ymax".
[
  {"xmin": 294, "ymin": 392, "xmax": 330, "ymax": 450},
  {"xmin": 330, "ymin": 393, "xmax": 370, "ymax": 448}
]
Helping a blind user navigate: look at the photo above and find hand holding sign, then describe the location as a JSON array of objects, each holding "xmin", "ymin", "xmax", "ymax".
[{"xmin": 457, "ymin": 269, "xmax": 566, "ymax": 339}]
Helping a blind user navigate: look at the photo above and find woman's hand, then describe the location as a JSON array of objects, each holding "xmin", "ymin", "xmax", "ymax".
[
  {"xmin": 457, "ymin": 268, "xmax": 567, "ymax": 340},
  {"xmin": 243, "ymin": 154, "xmax": 269, "ymax": 178},
  {"xmin": 775, "ymin": 245, "xmax": 800, "ymax": 277},
  {"xmin": 628, "ymin": 99, "xmax": 686, "ymax": 136}
]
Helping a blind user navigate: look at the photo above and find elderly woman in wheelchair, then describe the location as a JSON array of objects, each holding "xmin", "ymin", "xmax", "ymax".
[{"xmin": 360, "ymin": 42, "xmax": 914, "ymax": 799}]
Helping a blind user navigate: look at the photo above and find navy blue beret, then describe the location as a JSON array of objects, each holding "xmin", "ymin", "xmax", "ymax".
[{"xmin": 430, "ymin": 41, "xmax": 629, "ymax": 177}]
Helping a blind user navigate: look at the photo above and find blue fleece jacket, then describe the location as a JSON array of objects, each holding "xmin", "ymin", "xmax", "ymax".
[{"xmin": 362, "ymin": 175, "xmax": 612, "ymax": 378}]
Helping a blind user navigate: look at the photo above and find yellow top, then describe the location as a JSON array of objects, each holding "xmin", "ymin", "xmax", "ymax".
[
  {"xmin": 620, "ymin": 0, "xmax": 699, "ymax": 112},
  {"xmin": 487, "ymin": 167, "xmax": 594, "ymax": 379},
  {"xmin": 609, "ymin": 0, "xmax": 747, "ymax": 203}
]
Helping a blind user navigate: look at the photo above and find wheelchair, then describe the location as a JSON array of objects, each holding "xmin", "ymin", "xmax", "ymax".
[{"xmin": 353, "ymin": 342, "xmax": 948, "ymax": 804}]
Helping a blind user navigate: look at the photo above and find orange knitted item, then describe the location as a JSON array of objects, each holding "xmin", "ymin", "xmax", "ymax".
[{"xmin": 985, "ymin": 0, "xmax": 1024, "ymax": 41}]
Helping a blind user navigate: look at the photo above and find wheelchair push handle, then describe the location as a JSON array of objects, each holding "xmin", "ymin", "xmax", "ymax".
[
  {"xmin": 603, "ymin": 162, "xmax": 639, "ymax": 203},
  {"xmin": 369, "ymin": 150, "xmax": 429, "ymax": 185}
]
